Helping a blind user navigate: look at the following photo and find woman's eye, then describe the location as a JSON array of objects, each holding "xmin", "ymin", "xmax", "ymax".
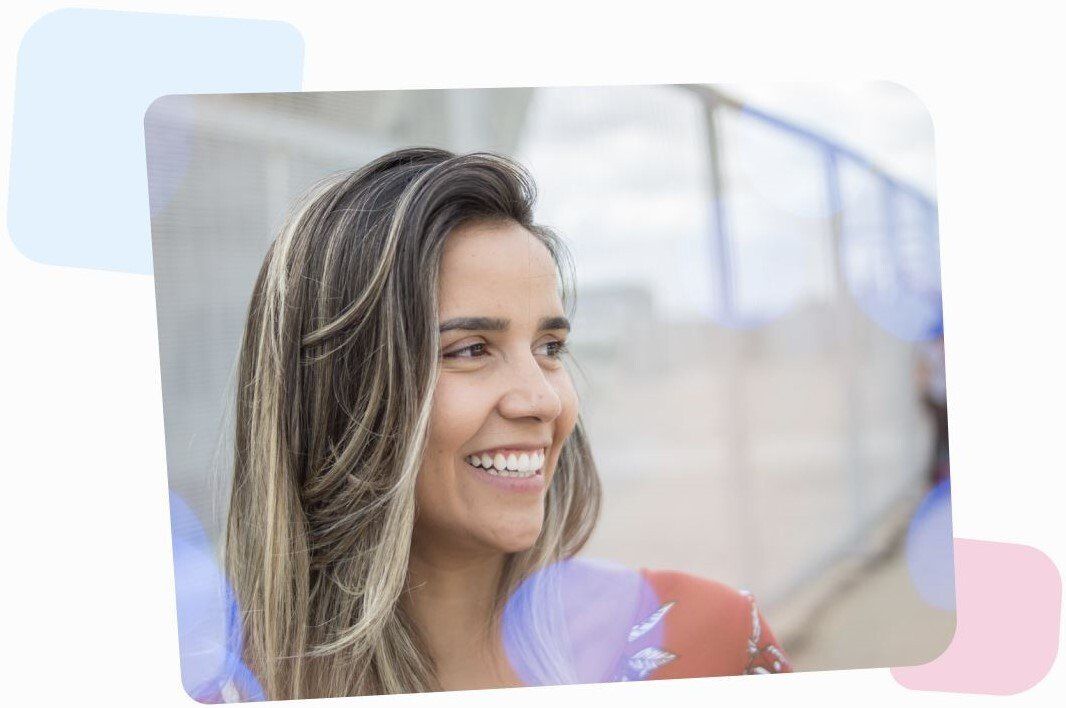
[
  {"xmin": 443, "ymin": 342, "xmax": 488, "ymax": 360},
  {"xmin": 538, "ymin": 340, "xmax": 570, "ymax": 359}
]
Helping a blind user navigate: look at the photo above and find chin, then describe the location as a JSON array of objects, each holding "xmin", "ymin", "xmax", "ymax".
[{"xmin": 491, "ymin": 521, "xmax": 544, "ymax": 554}]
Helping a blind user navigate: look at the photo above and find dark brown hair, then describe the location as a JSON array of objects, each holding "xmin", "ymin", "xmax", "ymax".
[{"xmin": 225, "ymin": 148, "xmax": 601, "ymax": 698}]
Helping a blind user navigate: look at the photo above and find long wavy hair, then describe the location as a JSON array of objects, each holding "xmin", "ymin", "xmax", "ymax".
[{"xmin": 224, "ymin": 147, "xmax": 602, "ymax": 699}]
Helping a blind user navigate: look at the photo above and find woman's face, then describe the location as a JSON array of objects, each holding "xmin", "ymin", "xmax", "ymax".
[{"xmin": 415, "ymin": 219, "xmax": 579, "ymax": 557}]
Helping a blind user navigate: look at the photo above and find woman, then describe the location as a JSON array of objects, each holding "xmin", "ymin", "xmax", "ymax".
[{"xmin": 216, "ymin": 147, "xmax": 790, "ymax": 701}]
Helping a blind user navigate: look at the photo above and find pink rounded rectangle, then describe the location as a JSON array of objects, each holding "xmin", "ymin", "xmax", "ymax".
[{"xmin": 892, "ymin": 539, "xmax": 1061, "ymax": 695}]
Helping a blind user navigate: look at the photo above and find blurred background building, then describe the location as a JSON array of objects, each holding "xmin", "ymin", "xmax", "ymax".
[{"xmin": 147, "ymin": 83, "xmax": 954, "ymax": 673}]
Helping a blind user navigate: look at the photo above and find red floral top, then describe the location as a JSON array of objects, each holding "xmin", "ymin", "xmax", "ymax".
[{"xmin": 609, "ymin": 569, "xmax": 793, "ymax": 681}]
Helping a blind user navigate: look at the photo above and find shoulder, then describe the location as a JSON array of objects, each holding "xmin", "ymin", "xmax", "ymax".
[
  {"xmin": 621, "ymin": 568, "xmax": 792, "ymax": 679},
  {"xmin": 640, "ymin": 568, "xmax": 753, "ymax": 626},
  {"xmin": 540, "ymin": 560, "xmax": 792, "ymax": 681}
]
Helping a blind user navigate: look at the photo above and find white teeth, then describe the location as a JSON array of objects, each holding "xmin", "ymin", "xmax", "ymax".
[{"xmin": 466, "ymin": 448, "xmax": 546, "ymax": 478}]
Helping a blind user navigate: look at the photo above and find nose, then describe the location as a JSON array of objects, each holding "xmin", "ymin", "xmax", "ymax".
[{"xmin": 497, "ymin": 351, "xmax": 564, "ymax": 423}]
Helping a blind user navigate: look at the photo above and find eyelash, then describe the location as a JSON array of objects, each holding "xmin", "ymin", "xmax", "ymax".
[
  {"xmin": 443, "ymin": 340, "xmax": 569, "ymax": 361},
  {"xmin": 445, "ymin": 343, "xmax": 488, "ymax": 360},
  {"xmin": 537, "ymin": 339, "xmax": 571, "ymax": 356}
]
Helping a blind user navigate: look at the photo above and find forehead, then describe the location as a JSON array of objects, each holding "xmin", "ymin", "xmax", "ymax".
[{"xmin": 438, "ymin": 220, "xmax": 562, "ymax": 314}]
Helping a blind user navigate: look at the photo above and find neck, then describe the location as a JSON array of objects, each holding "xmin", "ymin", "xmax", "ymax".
[{"xmin": 405, "ymin": 532, "xmax": 518, "ymax": 689}]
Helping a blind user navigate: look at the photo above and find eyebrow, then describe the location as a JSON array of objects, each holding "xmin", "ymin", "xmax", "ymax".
[{"xmin": 439, "ymin": 315, "xmax": 571, "ymax": 333}]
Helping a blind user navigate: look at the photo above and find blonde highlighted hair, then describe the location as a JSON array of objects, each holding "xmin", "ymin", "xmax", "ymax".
[{"xmin": 225, "ymin": 148, "xmax": 601, "ymax": 698}]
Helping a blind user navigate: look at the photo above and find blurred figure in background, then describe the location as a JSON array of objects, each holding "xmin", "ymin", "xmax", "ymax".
[{"xmin": 915, "ymin": 320, "xmax": 949, "ymax": 486}]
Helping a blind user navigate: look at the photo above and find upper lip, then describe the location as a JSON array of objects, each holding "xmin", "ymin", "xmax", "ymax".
[{"xmin": 468, "ymin": 441, "xmax": 551, "ymax": 457}]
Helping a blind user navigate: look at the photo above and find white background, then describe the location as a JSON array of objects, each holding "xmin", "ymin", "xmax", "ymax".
[{"xmin": 1, "ymin": 1, "xmax": 1062, "ymax": 706}]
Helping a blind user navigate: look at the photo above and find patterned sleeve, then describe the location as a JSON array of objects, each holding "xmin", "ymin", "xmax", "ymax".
[
  {"xmin": 611, "ymin": 570, "xmax": 793, "ymax": 681},
  {"xmin": 739, "ymin": 589, "xmax": 793, "ymax": 674}
]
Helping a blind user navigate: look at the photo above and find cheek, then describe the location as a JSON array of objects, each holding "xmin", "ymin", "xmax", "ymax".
[
  {"xmin": 427, "ymin": 376, "xmax": 494, "ymax": 454},
  {"xmin": 417, "ymin": 377, "xmax": 492, "ymax": 507},
  {"xmin": 552, "ymin": 370, "xmax": 580, "ymax": 441}
]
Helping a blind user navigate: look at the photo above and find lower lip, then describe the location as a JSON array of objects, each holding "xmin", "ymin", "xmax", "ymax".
[{"xmin": 466, "ymin": 461, "xmax": 547, "ymax": 492}]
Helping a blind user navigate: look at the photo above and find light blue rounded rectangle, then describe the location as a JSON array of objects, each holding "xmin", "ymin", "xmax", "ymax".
[{"xmin": 7, "ymin": 8, "xmax": 303, "ymax": 274}]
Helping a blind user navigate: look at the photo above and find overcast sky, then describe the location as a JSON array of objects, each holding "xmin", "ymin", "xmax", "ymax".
[
  {"xmin": 719, "ymin": 82, "xmax": 937, "ymax": 197},
  {"xmin": 515, "ymin": 83, "xmax": 937, "ymax": 325}
]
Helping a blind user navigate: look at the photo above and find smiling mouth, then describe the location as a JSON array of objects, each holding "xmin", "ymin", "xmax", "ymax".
[{"xmin": 464, "ymin": 449, "xmax": 546, "ymax": 479}]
